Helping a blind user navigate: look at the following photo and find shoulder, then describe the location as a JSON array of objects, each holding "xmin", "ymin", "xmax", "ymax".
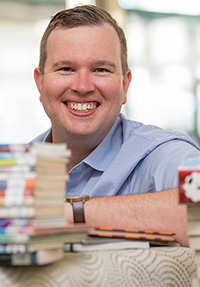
[
  {"xmin": 120, "ymin": 113, "xmax": 200, "ymax": 152},
  {"xmin": 29, "ymin": 129, "xmax": 52, "ymax": 144}
]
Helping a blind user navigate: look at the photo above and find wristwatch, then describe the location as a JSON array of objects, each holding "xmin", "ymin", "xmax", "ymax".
[{"xmin": 65, "ymin": 195, "xmax": 89, "ymax": 223}]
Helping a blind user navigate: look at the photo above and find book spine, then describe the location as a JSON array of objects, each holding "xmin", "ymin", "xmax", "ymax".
[
  {"xmin": 0, "ymin": 226, "xmax": 33, "ymax": 235},
  {"xmin": 95, "ymin": 227, "xmax": 175, "ymax": 236},
  {"xmin": 0, "ymin": 189, "xmax": 34, "ymax": 197},
  {"xmin": 0, "ymin": 154, "xmax": 36, "ymax": 167},
  {"xmin": 0, "ymin": 196, "xmax": 34, "ymax": 207},
  {"xmin": 0, "ymin": 179, "xmax": 35, "ymax": 190},
  {"xmin": 0, "ymin": 144, "xmax": 30, "ymax": 153},
  {"xmin": 0, "ymin": 207, "xmax": 35, "ymax": 218},
  {"xmin": 0, "ymin": 233, "xmax": 29, "ymax": 244},
  {"xmin": 0, "ymin": 253, "xmax": 12, "ymax": 265},
  {"xmin": 0, "ymin": 252, "xmax": 33, "ymax": 265},
  {"xmin": 0, "ymin": 219, "xmax": 33, "ymax": 228},
  {"xmin": 0, "ymin": 178, "xmax": 35, "ymax": 207},
  {"xmin": 0, "ymin": 244, "xmax": 27, "ymax": 253}
]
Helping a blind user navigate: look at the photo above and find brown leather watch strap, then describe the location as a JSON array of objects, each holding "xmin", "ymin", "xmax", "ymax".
[
  {"xmin": 66, "ymin": 196, "xmax": 89, "ymax": 224},
  {"xmin": 72, "ymin": 200, "xmax": 85, "ymax": 223}
]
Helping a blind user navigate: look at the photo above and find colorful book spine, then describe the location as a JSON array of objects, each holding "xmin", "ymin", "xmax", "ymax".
[
  {"xmin": 0, "ymin": 144, "xmax": 30, "ymax": 153},
  {"xmin": 0, "ymin": 244, "xmax": 27, "ymax": 253},
  {"xmin": 0, "ymin": 233, "xmax": 29, "ymax": 244},
  {"xmin": 0, "ymin": 179, "xmax": 35, "ymax": 190}
]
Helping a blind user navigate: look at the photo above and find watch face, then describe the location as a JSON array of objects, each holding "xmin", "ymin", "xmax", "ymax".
[{"xmin": 65, "ymin": 195, "xmax": 89, "ymax": 203}]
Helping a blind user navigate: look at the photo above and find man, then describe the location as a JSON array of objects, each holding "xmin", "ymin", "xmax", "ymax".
[{"xmin": 33, "ymin": 5, "xmax": 200, "ymax": 246}]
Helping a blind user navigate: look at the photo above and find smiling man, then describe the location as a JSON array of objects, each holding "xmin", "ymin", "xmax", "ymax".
[
  {"xmin": 34, "ymin": 22, "xmax": 131, "ymax": 171},
  {"xmin": 32, "ymin": 5, "xmax": 200, "ymax": 246}
]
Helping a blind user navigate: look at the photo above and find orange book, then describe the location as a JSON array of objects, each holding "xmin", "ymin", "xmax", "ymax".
[{"xmin": 88, "ymin": 227, "xmax": 177, "ymax": 242}]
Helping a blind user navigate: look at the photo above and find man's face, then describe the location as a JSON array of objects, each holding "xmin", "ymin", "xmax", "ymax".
[{"xmin": 34, "ymin": 23, "xmax": 132, "ymax": 143}]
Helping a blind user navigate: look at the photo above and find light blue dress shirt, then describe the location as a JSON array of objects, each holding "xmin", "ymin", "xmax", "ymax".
[{"xmin": 32, "ymin": 113, "xmax": 200, "ymax": 198}]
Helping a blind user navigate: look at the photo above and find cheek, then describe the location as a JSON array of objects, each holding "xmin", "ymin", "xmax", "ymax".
[
  {"xmin": 41, "ymin": 77, "xmax": 65, "ymax": 101},
  {"xmin": 100, "ymin": 79, "xmax": 123, "ymax": 100},
  {"xmin": 106, "ymin": 80, "xmax": 126, "ymax": 104}
]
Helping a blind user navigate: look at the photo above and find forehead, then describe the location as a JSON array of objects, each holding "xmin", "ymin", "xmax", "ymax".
[{"xmin": 47, "ymin": 23, "xmax": 121, "ymax": 56}]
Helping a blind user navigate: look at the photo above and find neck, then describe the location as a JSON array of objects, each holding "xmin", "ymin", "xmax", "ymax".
[
  {"xmin": 66, "ymin": 148, "xmax": 92, "ymax": 172},
  {"xmin": 51, "ymin": 131, "xmax": 100, "ymax": 171}
]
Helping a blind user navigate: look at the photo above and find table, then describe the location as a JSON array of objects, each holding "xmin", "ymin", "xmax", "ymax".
[{"xmin": 0, "ymin": 247, "xmax": 197, "ymax": 287}]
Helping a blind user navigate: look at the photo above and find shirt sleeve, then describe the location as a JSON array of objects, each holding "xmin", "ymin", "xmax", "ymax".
[{"xmin": 130, "ymin": 139, "xmax": 200, "ymax": 193}]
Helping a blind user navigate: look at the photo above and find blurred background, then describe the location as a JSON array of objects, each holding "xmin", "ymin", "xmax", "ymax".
[{"xmin": 1, "ymin": 0, "xmax": 200, "ymax": 144}]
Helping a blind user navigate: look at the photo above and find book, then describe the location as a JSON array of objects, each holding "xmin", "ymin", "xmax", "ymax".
[
  {"xmin": 88, "ymin": 227, "xmax": 177, "ymax": 242},
  {"xmin": 188, "ymin": 236, "xmax": 200, "ymax": 250},
  {"xmin": 0, "ymin": 247, "xmax": 64, "ymax": 265},
  {"xmin": 35, "ymin": 179, "xmax": 67, "ymax": 193},
  {"xmin": 188, "ymin": 206, "xmax": 200, "ymax": 220},
  {"xmin": 0, "ymin": 217, "xmax": 67, "ymax": 229},
  {"xmin": 0, "ymin": 205, "xmax": 65, "ymax": 218},
  {"xmin": 0, "ymin": 178, "xmax": 35, "ymax": 190},
  {"xmin": 64, "ymin": 231, "xmax": 180, "ymax": 253},
  {"xmin": 195, "ymin": 250, "xmax": 200, "ymax": 265},
  {"xmin": 0, "ymin": 153, "xmax": 36, "ymax": 167},
  {"xmin": 30, "ymin": 216, "xmax": 67, "ymax": 228},
  {"xmin": 0, "ymin": 241, "xmax": 64, "ymax": 253},
  {"xmin": 29, "ymin": 224, "xmax": 91, "ymax": 237},
  {"xmin": 0, "ymin": 196, "xmax": 34, "ymax": 207},
  {"xmin": 0, "ymin": 144, "xmax": 30, "ymax": 153},
  {"xmin": 30, "ymin": 142, "xmax": 71, "ymax": 157},
  {"xmin": 0, "ymin": 141, "xmax": 72, "ymax": 266},
  {"xmin": 0, "ymin": 223, "xmax": 90, "ymax": 235},
  {"xmin": 0, "ymin": 231, "xmax": 88, "ymax": 245},
  {"xmin": 0, "ymin": 172, "xmax": 36, "ymax": 182},
  {"xmin": 0, "ymin": 197, "xmax": 65, "ymax": 207},
  {"xmin": 64, "ymin": 237, "xmax": 150, "ymax": 252},
  {"xmin": 187, "ymin": 221, "xmax": 200, "ymax": 236},
  {"xmin": 0, "ymin": 224, "xmax": 90, "ymax": 253},
  {"xmin": 35, "ymin": 154, "xmax": 69, "ymax": 175},
  {"xmin": 178, "ymin": 158, "xmax": 200, "ymax": 204}
]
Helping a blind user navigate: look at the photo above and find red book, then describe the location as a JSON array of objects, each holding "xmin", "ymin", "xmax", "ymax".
[{"xmin": 178, "ymin": 169, "xmax": 200, "ymax": 204}]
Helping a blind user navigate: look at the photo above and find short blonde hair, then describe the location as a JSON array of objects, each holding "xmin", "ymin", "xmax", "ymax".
[{"xmin": 39, "ymin": 5, "xmax": 129, "ymax": 75}]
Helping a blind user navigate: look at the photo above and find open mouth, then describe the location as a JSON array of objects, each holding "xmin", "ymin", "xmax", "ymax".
[{"xmin": 66, "ymin": 102, "xmax": 99, "ymax": 112}]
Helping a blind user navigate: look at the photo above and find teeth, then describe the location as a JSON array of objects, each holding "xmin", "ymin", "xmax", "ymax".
[{"xmin": 67, "ymin": 103, "xmax": 97, "ymax": 112}]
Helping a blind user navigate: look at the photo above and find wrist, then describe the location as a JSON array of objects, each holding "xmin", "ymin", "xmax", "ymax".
[
  {"xmin": 65, "ymin": 202, "xmax": 74, "ymax": 225},
  {"xmin": 65, "ymin": 195, "xmax": 90, "ymax": 224}
]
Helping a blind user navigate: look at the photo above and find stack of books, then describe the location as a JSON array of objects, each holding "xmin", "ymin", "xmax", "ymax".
[
  {"xmin": 64, "ymin": 227, "xmax": 180, "ymax": 252},
  {"xmin": 178, "ymin": 158, "xmax": 200, "ymax": 286},
  {"xmin": 0, "ymin": 142, "xmax": 89, "ymax": 265}
]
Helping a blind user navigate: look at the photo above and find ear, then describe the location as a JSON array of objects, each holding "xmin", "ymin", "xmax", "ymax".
[
  {"xmin": 122, "ymin": 69, "xmax": 132, "ymax": 105},
  {"xmin": 34, "ymin": 68, "xmax": 43, "ymax": 101}
]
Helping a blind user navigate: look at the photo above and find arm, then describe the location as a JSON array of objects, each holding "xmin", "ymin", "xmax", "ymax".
[{"xmin": 65, "ymin": 188, "xmax": 188, "ymax": 247}]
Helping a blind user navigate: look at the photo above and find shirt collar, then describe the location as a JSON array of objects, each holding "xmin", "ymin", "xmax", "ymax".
[
  {"xmin": 43, "ymin": 129, "xmax": 52, "ymax": 143},
  {"xmin": 83, "ymin": 116, "xmax": 123, "ymax": 171},
  {"xmin": 43, "ymin": 115, "xmax": 123, "ymax": 172}
]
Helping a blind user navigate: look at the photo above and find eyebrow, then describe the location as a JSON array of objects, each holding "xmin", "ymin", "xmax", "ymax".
[
  {"xmin": 52, "ymin": 61, "xmax": 72, "ymax": 70},
  {"xmin": 92, "ymin": 60, "xmax": 116, "ymax": 69},
  {"xmin": 52, "ymin": 60, "xmax": 116, "ymax": 70}
]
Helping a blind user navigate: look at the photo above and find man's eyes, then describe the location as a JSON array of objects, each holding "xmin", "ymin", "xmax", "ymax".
[
  {"xmin": 59, "ymin": 67, "xmax": 73, "ymax": 72},
  {"xmin": 95, "ymin": 68, "xmax": 109, "ymax": 73},
  {"xmin": 57, "ymin": 67, "xmax": 110, "ymax": 73}
]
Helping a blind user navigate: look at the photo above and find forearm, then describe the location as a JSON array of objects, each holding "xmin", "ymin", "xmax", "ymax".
[{"xmin": 65, "ymin": 188, "xmax": 188, "ymax": 247}]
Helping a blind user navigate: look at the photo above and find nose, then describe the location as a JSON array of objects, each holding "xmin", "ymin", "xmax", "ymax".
[{"xmin": 71, "ymin": 70, "xmax": 95, "ymax": 95}]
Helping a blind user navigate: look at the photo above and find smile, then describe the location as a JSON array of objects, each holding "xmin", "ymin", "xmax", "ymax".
[{"xmin": 66, "ymin": 102, "xmax": 98, "ymax": 112}]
